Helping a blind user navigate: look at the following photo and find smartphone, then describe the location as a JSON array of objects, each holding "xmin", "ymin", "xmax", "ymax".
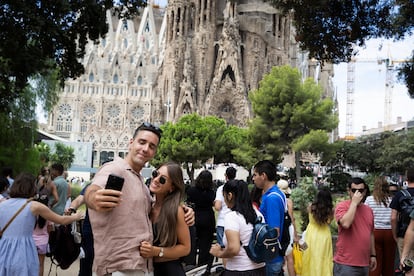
[{"xmin": 105, "ymin": 174, "xmax": 124, "ymax": 191}]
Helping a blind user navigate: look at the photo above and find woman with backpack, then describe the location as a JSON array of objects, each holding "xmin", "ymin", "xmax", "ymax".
[
  {"xmin": 0, "ymin": 172, "xmax": 83, "ymax": 276},
  {"xmin": 209, "ymin": 179, "xmax": 266, "ymax": 275}
]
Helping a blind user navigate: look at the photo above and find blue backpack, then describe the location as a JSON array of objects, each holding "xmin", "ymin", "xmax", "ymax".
[
  {"xmin": 244, "ymin": 191, "xmax": 291, "ymax": 263},
  {"xmin": 243, "ymin": 217, "xmax": 280, "ymax": 263}
]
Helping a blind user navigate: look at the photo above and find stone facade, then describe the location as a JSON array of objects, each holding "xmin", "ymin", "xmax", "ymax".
[{"xmin": 45, "ymin": 0, "xmax": 334, "ymax": 167}]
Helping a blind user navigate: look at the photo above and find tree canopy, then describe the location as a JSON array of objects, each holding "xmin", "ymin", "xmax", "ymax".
[
  {"xmin": 1, "ymin": 1, "xmax": 147, "ymax": 113},
  {"xmin": 340, "ymin": 130, "xmax": 414, "ymax": 175},
  {"xmin": 268, "ymin": 0, "xmax": 414, "ymax": 97},
  {"xmin": 0, "ymin": 1, "xmax": 146, "ymax": 171},
  {"xmin": 152, "ymin": 113, "xmax": 253, "ymax": 183},
  {"xmin": 249, "ymin": 65, "xmax": 338, "ymax": 179}
]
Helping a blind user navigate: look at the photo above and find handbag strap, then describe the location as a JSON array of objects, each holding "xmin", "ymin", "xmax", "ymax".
[{"xmin": 0, "ymin": 198, "xmax": 33, "ymax": 238}]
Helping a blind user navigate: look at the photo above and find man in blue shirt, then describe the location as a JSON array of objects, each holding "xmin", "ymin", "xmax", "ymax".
[
  {"xmin": 49, "ymin": 163, "xmax": 69, "ymax": 215},
  {"xmin": 252, "ymin": 160, "xmax": 286, "ymax": 276}
]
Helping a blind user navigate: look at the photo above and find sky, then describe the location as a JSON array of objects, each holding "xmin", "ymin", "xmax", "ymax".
[{"xmin": 332, "ymin": 37, "xmax": 414, "ymax": 137}]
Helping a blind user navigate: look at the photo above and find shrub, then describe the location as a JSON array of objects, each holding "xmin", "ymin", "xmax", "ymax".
[
  {"xmin": 291, "ymin": 177, "xmax": 317, "ymax": 232},
  {"xmin": 70, "ymin": 184, "xmax": 82, "ymax": 200}
]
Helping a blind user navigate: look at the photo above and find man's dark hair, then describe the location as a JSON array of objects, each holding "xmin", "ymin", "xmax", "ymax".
[
  {"xmin": 133, "ymin": 122, "xmax": 162, "ymax": 140},
  {"xmin": 406, "ymin": 168, "xmax": 414, "ymax": 183},
  {"xmin": 253, "ymin": 160, "xmax": 277, "ymax": 181},
  {"xmin": 51, "ymin": 163, "xmax": 64, "ymax": 174},
  {"xmin": 225, "ymin": 167, "xmax": 237, "ymax": 180},
  {"xmin": 348, "ymin": 177, "xmax": 370, "ymax": 199},
  {"xmin": 348, "ymin": 177, "xmax": 365, "ymax": 188}
]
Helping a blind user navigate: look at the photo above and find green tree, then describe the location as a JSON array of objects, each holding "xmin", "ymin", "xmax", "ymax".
[
  {"xmin": 0, "ymin": 1, "xmax": 146, "ymax": 172},
  {"xmin": 341, "ymin": 132, "xmax": 394, "ymax": 173},
  {"xmin": 214, "ymin": 125, "xmax": 251, "ymax": 164},
  {"xmin": 377, "ymin": 130, "xmax": 414, "ymax": 174},
  {"xmin": 153, "ymin": 114, "xmax": 227, "ymax": 183},
  {"xmin": 34, "ymin": 142, "xmax": 51, "ymax": 166},
  {"xmin": 268, "ymin": 0, "xmax": 414, "ymax": 96},
  {"xmin": 0, "ymin": 1, "xmax": 146, "ymax": 113},
  {"xmin": 249, "ymin": 65, "xmax": 338, "ymax": 180},
  {"xmin": 49, "ymin": 142, "xmax": 75, "ymax": 170},
  {"xmin": 230, "ymin": 128, "xmax": 259, "ymax": 179}
]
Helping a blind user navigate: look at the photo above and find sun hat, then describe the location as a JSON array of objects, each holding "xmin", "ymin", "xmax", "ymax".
[{"xmin": 277, "ymin": 179, "xmax": 291, "ymax": 195}]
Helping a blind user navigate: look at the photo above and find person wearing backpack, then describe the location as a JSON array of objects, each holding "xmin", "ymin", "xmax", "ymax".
[
  {"xmin": 252, "ymin": 160, "xmax": 286, "ymax": 276},
  {"xmin": 209, "ymin": 179, "xmax": 266, "ymax": 275},
  {"xmin": 390, "ymin": 168, "xmax": 414, "ymax": 259}
]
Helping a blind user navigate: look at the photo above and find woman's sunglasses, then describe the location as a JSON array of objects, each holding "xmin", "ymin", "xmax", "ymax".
[{"xmin": 152, "ymin": 170, "xmax": 167, "ymax": 185}]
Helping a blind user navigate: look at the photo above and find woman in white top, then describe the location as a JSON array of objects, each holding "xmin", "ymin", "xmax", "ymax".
[
  {"xmin": 210, "ymin": 179, "xmax": 265, "ymax": 275},
  {"xmin": 365, "ymin": 176, "xmax": 396, "ymax": 276}
]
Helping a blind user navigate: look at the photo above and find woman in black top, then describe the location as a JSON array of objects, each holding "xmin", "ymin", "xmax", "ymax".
[{"xmin": 186, "ymin": 170, "xmax": 216, "ymax": 267}]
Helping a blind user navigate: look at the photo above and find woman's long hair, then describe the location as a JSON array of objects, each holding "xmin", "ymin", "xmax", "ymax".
[
  {"xmin": 223, "ymin": 179, "xmax": 257, "ymax": 225},
  {"xmin": 373, "ymin": 176, "xmax": 390, "ymax": 206},
  {"xmin": 310, "ymin": 188, "xmax": 333, "ymax": 225},
  {"xmin": 155, "ymin": 162, "xmax": 185, "ymax": 247},
  {"xmin": 195, "ymin": 170, "xmax": 214, "ymax": 190}
]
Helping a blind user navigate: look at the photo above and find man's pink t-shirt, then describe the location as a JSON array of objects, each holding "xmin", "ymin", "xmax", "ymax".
[{"xmin": 334, "ymin": 200, "xmax": 374, "ymax": 267}]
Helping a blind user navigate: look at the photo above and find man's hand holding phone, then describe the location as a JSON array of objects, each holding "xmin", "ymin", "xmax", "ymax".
[{"xmin": 88, "ymin": 174, "xmax": 124, "ymax": 212}]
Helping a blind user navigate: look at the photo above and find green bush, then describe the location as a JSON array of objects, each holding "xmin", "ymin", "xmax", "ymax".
[
  {"xmin": 70, "ymin": 184, "xmax": 83, "ymax": 200},
  {"xmin": 291, "ymin": 177, "xmax": 317, "ymax": 232}
]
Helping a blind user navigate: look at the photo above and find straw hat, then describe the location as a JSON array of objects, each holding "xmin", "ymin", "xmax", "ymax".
[{"xmin": 277, "ymin": 179, "xmax": 291, "ymax": 195}]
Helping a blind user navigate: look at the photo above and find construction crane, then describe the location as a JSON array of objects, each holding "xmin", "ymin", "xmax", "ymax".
[{"xmin": 345, "ymin": 55, "xmax": 409, "ymax": 137}]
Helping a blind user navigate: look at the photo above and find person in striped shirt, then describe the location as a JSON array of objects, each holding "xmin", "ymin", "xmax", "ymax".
[{"xmin": 365, "ymin": 176, "xmax": 396, "ymax": 276}]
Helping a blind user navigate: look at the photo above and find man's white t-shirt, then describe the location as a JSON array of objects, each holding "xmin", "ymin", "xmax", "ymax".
[{"xmin": 214, "ymin": 185, "xmax": 230, "ymax": 227}]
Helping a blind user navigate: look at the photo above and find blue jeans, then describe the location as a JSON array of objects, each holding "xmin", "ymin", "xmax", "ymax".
[
  {"xmin": 216, "ymin": 226, "xmax": 225, "ymax": 247},
  {"xmin": 333, "ymin": 262, "xmax": 369, "ymax": 276},
  {"xmin": 266, "ymin": 261, "xmax": 283, "ymax": 276}
]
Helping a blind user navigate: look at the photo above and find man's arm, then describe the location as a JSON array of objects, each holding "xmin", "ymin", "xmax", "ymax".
[
  {"xmin": 338, "ymin": 190, "xmax": 363, "ymax": 228},
  {"xmin": 65, "ymin": 194, "xmax": 85, "ymax": 214},
  {"xmin": 391, "ymin": 209, "xmax": 399, "ymax": 241},
  {"xmin": 85, "ymin": 184, "xmax": 122, "ymax": 212},
  {"xmin": 402, "ymin": 218, "xmax": 414, "ymax": 263},
  {"xmin": 369, "ymin": 232, "xmax": 377, "ymax": 271},
  {"xmin": 214, "ymin": 200, "xmax": 222, "ymax": 212}
]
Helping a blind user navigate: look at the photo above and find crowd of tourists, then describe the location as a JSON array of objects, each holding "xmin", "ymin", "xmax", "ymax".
[{"xmin": 1, "ymin": 123, "xmax": 414, "ymax": 276}]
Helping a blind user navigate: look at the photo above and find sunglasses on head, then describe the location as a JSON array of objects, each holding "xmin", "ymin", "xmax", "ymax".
[
  {"xmin": 152, "ymin": 170, "xmax": 167, "ymax": 185},
  {"xmin": 351, "ymin": 188, "xmax": 365, "ymax": 193}
]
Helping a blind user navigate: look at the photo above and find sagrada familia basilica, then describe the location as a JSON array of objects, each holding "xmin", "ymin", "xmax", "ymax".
[{"xmin": 43, "ymin": 0, "xmax": 335, "ymax": 167}]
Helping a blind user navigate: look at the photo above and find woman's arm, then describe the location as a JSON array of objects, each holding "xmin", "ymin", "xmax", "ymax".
[
  {"xmin": 210, "ymin": 229, "xmax": 240, "ymax": 258},
  {"xmin": 30, "ymin": 201, "xmax": 82, "ymax": 225},
  {"xmin": 140, "ymin": 206, "xmax": 191, "ymax": 260},
  {"xmin": 288, "ymin": 199, "xmax": 298, "ymax": 241}
]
